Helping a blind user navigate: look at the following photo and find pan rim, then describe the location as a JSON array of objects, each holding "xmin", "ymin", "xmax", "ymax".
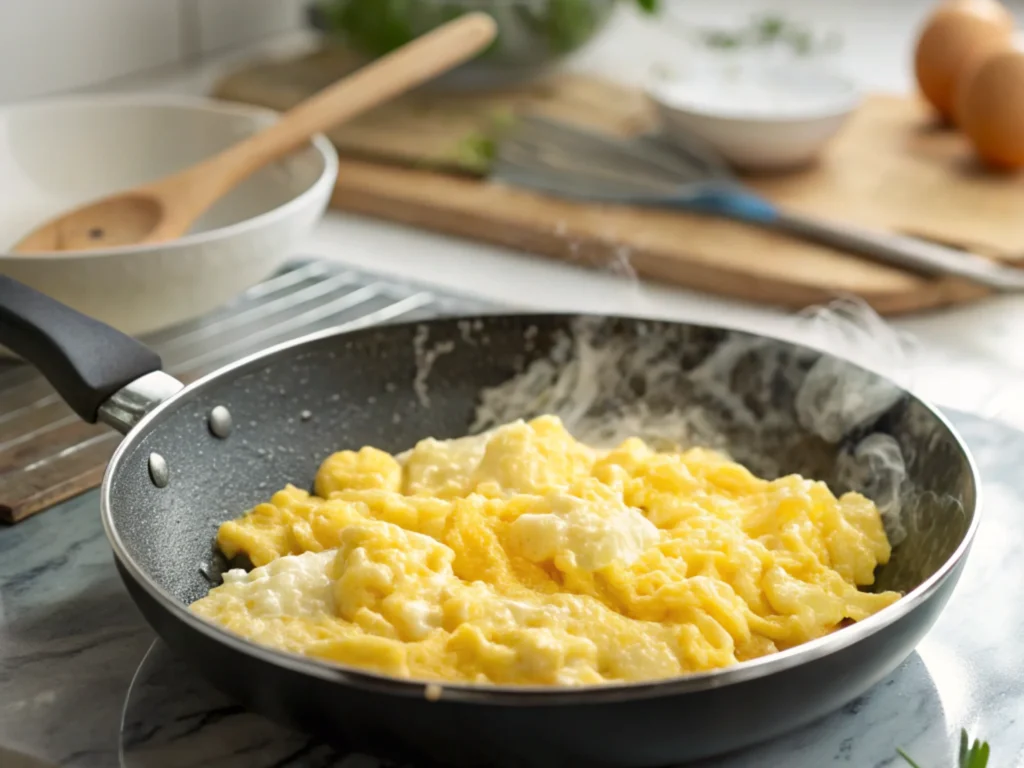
[{"xmin": 100, "ymin": 311, "xmax": 982, "ymax": 706}]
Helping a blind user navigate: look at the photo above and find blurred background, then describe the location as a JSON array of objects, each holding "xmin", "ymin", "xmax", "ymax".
[
  {"xmin": 5, "ymin": 0, "xmax": 1024, "ymax": 508},
  {"xmin": 4, "ymin": 0, "xmax": 1024, "ymax": 435},
  {"xmin": 0, "ymin": 0, "xmax": 983, "ymax": 101},
  {"xmin": 0, "ymin": 1, "xmax": 991, "ymax": 100}
]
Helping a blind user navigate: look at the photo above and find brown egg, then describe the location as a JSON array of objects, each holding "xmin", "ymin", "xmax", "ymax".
[
  {"xmin": 914, "ymin": 0, "xmax": 1015, "ymax": 121},
  {"xmin": 958, "ymin": 44, "xmax": 1024, "ymax": 168},
  {"xmin": 951, "ymin": 43, "xmax": 1011, "ymax": 124}
]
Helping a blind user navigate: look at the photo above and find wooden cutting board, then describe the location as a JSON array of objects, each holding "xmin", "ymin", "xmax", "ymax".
[{"xmin": 214, "ymin": 47, "xmax": 1024, "ymax": 314}]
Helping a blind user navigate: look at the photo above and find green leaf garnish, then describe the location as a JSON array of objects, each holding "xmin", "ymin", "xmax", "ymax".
[
  {"xmin": 898, "ymin": 729, "xmax": 990, "ymax": 768},
  {"xmin": 962, "ymin": 733, "xmax": 991, "ymax": 768}
]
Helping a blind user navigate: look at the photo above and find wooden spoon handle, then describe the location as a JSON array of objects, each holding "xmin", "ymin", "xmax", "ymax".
[{"xmin": 158, "ymin": 12, "xmax": 497, "ymax": 222}]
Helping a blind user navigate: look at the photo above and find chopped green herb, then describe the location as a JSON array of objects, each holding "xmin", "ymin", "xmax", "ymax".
[
  {"xmin": 454, "ymin": 131, "xmax": 498, "ymax": 172},
  {"xmin": 754, "ymin": 13, "xmax": 786, "ymax": 43},
  {"xmin": 700, "ymin": 30, "xmax": 745, "ymax": 50},
  {"xmin": 438, "ymin": 109, "xmax": 517, "ymax": 173},
  {"xmin": 694, "ymin": 12, "xmax": 841, "ymax": 57}
]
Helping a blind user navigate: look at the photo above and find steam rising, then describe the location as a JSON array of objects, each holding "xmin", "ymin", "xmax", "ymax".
[
  {"xmin": 835, "ymin": 433, "xmax": 908, "ymax": 545},
  {"xmin": 467, "ymin": 299, "xmax": 920, "ymax": 546},
  {"xmin": 412, "ymin": 324, "xmax": 455, "ymax": 408}
]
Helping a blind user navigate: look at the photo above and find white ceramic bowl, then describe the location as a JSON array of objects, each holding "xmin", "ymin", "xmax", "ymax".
[
  {"xmin": 647, "ymin": 62, "xmax": 861, "ymax": 173},
  {"xmin": 0, "ymin": 95, "xmax": 338, "ymax": 337}
]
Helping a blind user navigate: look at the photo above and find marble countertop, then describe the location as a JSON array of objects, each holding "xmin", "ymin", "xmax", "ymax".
[
  {"xmin": 0, "ymin": 408, "xmax": 1021, "ymax": 768},
  {"xmin": 0, "ymin": 487, "xmax": 154, "ymax": 768}
]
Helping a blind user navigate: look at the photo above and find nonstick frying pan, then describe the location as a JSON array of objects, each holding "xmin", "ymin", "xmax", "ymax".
[{"xmin": 0, "ymin": 275, "xmax": 979, "ymax": 767}]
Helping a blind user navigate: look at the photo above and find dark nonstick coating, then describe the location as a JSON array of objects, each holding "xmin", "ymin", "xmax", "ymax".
[{"xmin": 102, "ymin": 314, "xmax": 977, "ymax": 767}]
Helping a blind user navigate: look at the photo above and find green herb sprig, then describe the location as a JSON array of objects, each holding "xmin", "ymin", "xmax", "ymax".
[
  {"xmin": 449, "ymin": 109, "xmax": 517, "ymax": 173},
  {"xmin": 898, "ymin": 729, "xmax": 990, "ymax": 768}
]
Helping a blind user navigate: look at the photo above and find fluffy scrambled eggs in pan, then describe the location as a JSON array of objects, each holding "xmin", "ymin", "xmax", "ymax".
[{"xmin": 191, "ymin": 416, "xmax": 900, "ymax": 686}]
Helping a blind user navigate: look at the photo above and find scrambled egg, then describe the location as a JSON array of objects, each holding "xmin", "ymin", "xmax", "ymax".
[{"xmin": 191, "ymin": 415, "xmax": 900, "ymax": 686}]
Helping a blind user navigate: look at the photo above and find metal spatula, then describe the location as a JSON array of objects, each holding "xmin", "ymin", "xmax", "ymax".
[{"xmin": 493, "ymin": 115, "xmax": 1024, "ymax": 291}]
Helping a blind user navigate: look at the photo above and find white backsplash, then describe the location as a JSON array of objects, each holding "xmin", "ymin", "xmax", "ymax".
[{"xmin": 0, "ymin": 0, "xmax": 307, "ymax": 104}]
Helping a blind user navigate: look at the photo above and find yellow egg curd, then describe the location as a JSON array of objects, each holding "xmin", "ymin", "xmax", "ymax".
[{"xmin": 190, "ymin": 415, "xmax": 900, "ymax": 686}]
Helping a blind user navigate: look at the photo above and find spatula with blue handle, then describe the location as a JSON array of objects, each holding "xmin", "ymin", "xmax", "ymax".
[{"xmin": 493, "ymin": 115, "xmax": 1024, "ymax": 291}]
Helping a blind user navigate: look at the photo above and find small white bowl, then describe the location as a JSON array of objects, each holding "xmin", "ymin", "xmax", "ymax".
[
  {"xmin": 647, "ymin": 62, "xmax": 861, "ymax": 173},
  {"xmin": 0, "ymin": 95, "xmax": 338, "ymax": 337}
]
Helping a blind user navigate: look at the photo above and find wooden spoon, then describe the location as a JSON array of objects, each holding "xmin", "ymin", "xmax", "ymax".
[{"xmin": 12, "ymin": 12, "xmax": 497, "ymax": 254}]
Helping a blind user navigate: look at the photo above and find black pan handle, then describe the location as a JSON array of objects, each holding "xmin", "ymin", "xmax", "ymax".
[{"xmin": 0, "ymin": 275, "xmax": 163, "ymax": 423}]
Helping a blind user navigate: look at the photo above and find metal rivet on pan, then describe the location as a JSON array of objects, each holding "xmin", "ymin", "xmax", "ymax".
[
  {"xmin": 208, "ymin": 405, "xmax": 233, "ymax": 439},
  {"xmin": 424, "ymin": 683, "xmax": 442, "ymax": 702},
  {"xmin": 148, "ymin": 453, "xmax": 169, "ymax": 488}
]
